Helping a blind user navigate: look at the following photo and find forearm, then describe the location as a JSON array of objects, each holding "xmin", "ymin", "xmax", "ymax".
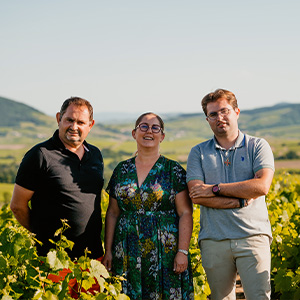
[
  {"xmin": 191, "ymin": 196, "xmax": 240, "ymax": 209},
  {"xmin": 10, "ymin": 184, "xmax": 34, "ymax": 231},
  {"xmin": 104, "ymin": 213, "xmax": 119, "ymax": 253},
  {"xmin": 11, "ymin": 206, "xmax": 32, "ymax": 231},
  {"xmin": 177, "ymin": 212, "xmax": 193, "ymax": 250},
  {"xmin": 189, "ymin": 169, "xmax": 274, "ymax": 201},
  {"xmin": 218, "ymin": 179, "xmax": 270, "ymax": 199}
]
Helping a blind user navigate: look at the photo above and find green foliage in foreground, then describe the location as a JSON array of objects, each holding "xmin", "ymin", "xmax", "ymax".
[
  {"xmin": 0, "ymin": 212, "xmax": 129, "ymax": 300},
  {"xmin": 268, "ymin": 173, "xmax": 300, "ymax": 300},
  {"xmin": 1, "ymin": 174, "xmax": 300, "ymax": 299}
]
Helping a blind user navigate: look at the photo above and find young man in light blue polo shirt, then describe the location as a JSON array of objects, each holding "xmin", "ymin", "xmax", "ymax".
[{"xmin": 187, "ymin": 89, "xmax": 274, "ymax": 300}]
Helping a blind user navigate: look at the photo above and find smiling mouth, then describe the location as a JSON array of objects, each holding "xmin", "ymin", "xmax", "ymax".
[{"xmin": 143, "ymin": 137, "xmax": 154, "ymax": 140}]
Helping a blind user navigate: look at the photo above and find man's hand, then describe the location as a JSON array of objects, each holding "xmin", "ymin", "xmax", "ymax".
[{"xmin": 189, "ymin": 183, "xmax": 214, "ymax": 199}]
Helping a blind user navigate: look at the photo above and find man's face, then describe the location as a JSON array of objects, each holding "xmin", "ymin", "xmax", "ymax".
[
  {"xmin": 56, "ymin": 104, "xmax": 94, "ymax": 149},
  {"xmin": 206, "ymin": 98, "xmax": 240, "ymax": 137}
]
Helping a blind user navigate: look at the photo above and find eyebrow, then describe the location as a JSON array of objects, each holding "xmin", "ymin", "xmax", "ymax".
[{"xmin": 139, "ymin": 123, "xmax": 161, "ymax": 126}]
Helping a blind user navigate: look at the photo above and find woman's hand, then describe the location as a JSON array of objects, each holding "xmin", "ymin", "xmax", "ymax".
[
  {"xmin": 102, "ymin": 251, "xmax": 113, "ymax": 272},
  {"xmin": 173, "ymin": 252, "xmax": 188, "ymax": 274}
]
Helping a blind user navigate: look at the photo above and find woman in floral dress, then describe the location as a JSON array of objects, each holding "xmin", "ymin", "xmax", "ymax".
[{"xmin": 103, "ymin": 112, "xmax": 194, "ymax": 299}]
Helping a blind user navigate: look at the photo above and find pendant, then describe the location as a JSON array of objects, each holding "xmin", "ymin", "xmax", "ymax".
[{"xmin": 224, "ymin": 158, "xmax": 231, "ymax": 166}]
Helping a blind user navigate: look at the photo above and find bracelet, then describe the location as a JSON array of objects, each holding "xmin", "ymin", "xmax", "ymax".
[{"xmin": 178, "ymin": 249, "xmax": 188, "ymax": 256}]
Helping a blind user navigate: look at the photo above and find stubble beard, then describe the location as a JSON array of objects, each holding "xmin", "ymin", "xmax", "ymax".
[{"xmin": 65, "ymin": 129, "xmax": 82, "ymax": 145}]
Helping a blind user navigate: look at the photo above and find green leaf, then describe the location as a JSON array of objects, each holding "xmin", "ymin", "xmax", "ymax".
[
  {"xmin": 90, "ymin": 259, "xmax": 109, "ymax": 278},
  {"xmin": 1, "ymin": 296, "xmax": 14, "ymax": 300},
  {"xmin": 81, "ymin": 272, "xmax": 95, "ymax": 291},
  {"xmin": 116, "ymin": 294, "xmax": 130, "ymax": 300},
  {"xmin": 46, "ymin": 250, "xmax": 69, "ymax": 270},
  {"xmin": 42, "ymin": 290, "xmax": 59, "ymax": 300}
]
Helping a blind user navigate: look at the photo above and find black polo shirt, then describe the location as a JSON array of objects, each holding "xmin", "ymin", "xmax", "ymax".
[{"xmin": 16, "ymin": 130, "xmax": 104, "ymax": 259}]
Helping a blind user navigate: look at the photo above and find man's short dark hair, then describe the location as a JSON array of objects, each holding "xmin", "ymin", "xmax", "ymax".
[{"xmin": 59, "ymin": 97, "xmax": 93, "ymax": 122}]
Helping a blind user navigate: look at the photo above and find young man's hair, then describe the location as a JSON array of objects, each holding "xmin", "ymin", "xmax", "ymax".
[{"xmin": 201, "ymin": 89, "xmax": 238, "ymax": 116}]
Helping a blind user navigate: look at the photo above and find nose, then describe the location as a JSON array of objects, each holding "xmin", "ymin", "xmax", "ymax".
[
  {"xmin": 216, "ymin": 111, "xmax": 224, "ymax": 120},
  {"xmin": 70, "ymin": 121, "xmax": 78, "ymax": 130}
]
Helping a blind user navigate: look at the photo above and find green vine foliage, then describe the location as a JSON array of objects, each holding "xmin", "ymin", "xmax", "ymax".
[
  {"xmin": 0, "ymin": 206, "xmax": 129, "ymax": 300},
  {"xmin": 267, "ymin": 173, "xmax": 300, "ymax": 300},
  {"xmin": 189, "ymin": 207, "xmax": 210, "ymax": 300},
  {"xmin": 1, "ymin": 173, "xmax": 299, "ymax": 299}
]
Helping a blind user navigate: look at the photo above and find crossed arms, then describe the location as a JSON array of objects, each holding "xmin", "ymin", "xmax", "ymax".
[{"xmin": 187, "ymin": 168, "xmax": 274, "ymax": 209}]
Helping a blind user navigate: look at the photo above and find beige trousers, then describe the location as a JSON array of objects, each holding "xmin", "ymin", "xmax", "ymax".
[{"xmin": 200, "ymin": 235, "xmax": 271, "ymax": 300}]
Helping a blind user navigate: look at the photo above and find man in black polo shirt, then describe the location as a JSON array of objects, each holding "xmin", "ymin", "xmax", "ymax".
[{"xmin": 10, "ymin": 97, "xmax": 104, "ymax": 260}]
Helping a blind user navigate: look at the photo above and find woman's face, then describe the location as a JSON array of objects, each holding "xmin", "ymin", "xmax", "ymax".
[{"xmin": 132, "ymin": 114, "xmax": 165, "ymax": 149}]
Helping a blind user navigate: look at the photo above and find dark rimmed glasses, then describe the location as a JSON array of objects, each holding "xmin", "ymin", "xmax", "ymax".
[
  {"xmin": 135, "ymin": 123, "xmax": 162, "ymax": 133},
  {"xmin": 207, "ymin": 108, "xmax": 233, "ymax": 120}
]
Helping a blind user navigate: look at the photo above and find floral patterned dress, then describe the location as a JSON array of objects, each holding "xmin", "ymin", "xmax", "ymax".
[{"xmin": 106, "ymin": 156, "xmax": 194, "ymax": 300}]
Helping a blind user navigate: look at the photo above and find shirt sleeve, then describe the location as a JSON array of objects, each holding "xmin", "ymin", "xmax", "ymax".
[
  {"xmin": 15, "ymin": 146, "xmax": 44, "ymax": 191},
  {"xmin": 253, "ymin": 138, "xmax": 275, "ymax": 173},
  {"xmin": 172, "ymin": 161, "xmax": 188, "ymax": 194},
  {"xmin": 186, "ymin": 145, "xmax": 205, "ymax": 183}
]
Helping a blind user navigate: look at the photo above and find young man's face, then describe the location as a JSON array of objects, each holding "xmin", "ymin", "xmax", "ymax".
[
  {"xmin": 206, "ymin": 98, "xmax": 240, "ymax": 138},
  {"xmin": 56, "ymin": 104, "xmax": 94, "ymax": 149}
]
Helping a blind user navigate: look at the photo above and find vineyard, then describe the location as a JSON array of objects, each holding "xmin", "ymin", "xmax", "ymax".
[{"xmin": 0, "ymin": 173, "xmax": 299, "ymax": 299}]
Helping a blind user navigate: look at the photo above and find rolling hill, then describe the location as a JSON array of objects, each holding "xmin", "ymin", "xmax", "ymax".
[
  {"xmin": 0, "ymin": 96, "xmax": 299, "ymax": 183},
  {"xmin": 163, "ymin": 102, "xmax": 300, "ymax": 140},
  {"xmin": 0, "ymin": 96, "xmax": 54, "ymax": 128},
  {"xmin": 0, "ymin": 95, "xmax": 300, "ymax": 142}
]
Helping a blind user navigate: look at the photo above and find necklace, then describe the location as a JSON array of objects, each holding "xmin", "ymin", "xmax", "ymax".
[
  {"xmin": 221, "ymin": 149, "xmax": 234, "ymax": 167},
  {"xmin": 224, "ymin": 157, "xmax": 231, "ymax": 166}
]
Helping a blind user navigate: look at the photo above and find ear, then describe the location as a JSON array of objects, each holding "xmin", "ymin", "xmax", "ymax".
[
  {"xmin": 56, "ymin": 112, "xmax": 61, "ymax": 125},
  {"xmin": 89, "ymin": 119, "xmax": 95, "ymax": 129},
  {"xmin": 160, "ymin": 133, "xmax": 165, "ymax": 143},
  {"xmin": 132, "ymin": 129, "xmax": 136, "ymax": 139},
  {"xmin": 235, "ymin": 108, "xmax": 241, "ymax": 119}
]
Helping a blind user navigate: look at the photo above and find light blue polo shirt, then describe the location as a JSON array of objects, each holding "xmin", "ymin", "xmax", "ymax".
[{"xmin": 186, "ymin": 131, "xmax": 274, "ymax": 242}]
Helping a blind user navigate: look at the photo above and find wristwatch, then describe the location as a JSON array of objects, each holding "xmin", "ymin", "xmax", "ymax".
[
  {"xmin": 239, "ymin": 198, "xmax": 248, "ymax": 208},
  {"xmin": 212, "ymin": 184, "xmax": 221, "ymax": 196}
]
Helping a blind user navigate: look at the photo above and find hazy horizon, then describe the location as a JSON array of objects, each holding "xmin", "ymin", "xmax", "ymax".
[{"xmin": 1, "ymin": 1, "xmax": 300, "ymax": 117}]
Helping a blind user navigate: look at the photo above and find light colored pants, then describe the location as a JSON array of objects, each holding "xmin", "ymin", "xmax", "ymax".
[{"xmin": 200, "ymin": 235, "xmax": 271, "ymax": 300}]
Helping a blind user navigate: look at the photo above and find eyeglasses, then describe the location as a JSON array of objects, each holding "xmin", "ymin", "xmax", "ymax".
[
  {"xmin": 207, "ymin": 108, "xmax": 233, "ymax": 120},
  {"xmin": 135, "ymin": 123, "xmax": 162, "ymax": 133}
]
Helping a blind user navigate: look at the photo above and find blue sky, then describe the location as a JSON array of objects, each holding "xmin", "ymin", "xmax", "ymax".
[{"xmin": 1, "ymin": 0, "xmax": 299, "ymax": 117}]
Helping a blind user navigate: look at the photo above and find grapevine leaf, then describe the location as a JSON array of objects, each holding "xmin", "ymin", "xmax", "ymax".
[
  {"xmin": 47, "ymin": 250, "xmax": 69, "ymax": 270},
  {"xmin": 81, "ymin": 271, "xmax": 95, "ymax": 291},
  {"xmin": 116, "ymin": 294, "xmax": 130, "ymax": 300},
  {"xmin": 1, "ymin": 296, "xmax": 14, "ymax": 300},
  {"xmin": 90, "ymin": 259, "xmax": 109, "ymax": 278},
  {"xmin": 42, "ymin": 290, "xmax": 59, "ymax": 300}
]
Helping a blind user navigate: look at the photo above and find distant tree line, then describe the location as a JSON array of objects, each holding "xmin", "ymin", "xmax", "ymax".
[
  {"xmin": 0, "ymin": 147, "xmax": 299, "ymax": 185},
  {"xmin": 0, "ymin": 162, "xmax": 19, "ymax": 183},
  {"xmin": 276, "ymin": 150, "xmax": 300, "ymax": 160}
]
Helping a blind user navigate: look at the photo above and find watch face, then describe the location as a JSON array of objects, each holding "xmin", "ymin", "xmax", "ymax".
[{"xmin": 213, "ymin": 185, "xmax": 219, "ymax": 193}]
